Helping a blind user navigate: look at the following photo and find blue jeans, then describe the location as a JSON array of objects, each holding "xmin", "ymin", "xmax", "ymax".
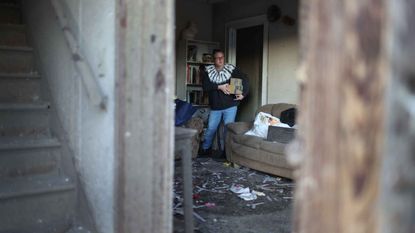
[{"xmin": 202, "ymin": 106, "xmax": 237, "ymax": 150}]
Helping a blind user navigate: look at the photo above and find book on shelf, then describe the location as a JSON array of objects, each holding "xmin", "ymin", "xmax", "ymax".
[
  {"xmin": 187, "ymin": 45, "xmax": 197, "ymax": 61},
  {"xmin": 187, "ymin": 90, "xmax": 209, "ymax": 105},
  {"xmin": 228, "ymin": 78, "xmax": 243, "ymax": 95},
  {"xmin": 186, "ymin": 64, "xmax": 202, "ymax": 84},
  {"xmin": 187, "ymin": 41, "xmax": 218, "ymax": 63},
  {"xmin": 201, "ymin": 92, "xmax": 209, "ymax": 105}
]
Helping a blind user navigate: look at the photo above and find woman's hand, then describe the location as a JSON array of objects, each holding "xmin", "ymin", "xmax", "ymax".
[
  {"xmin": 218, "ymin": 84, "xmax": 230, "ymax": 95},
  {"xmin": 234, "ymin": 94, "xmax": 244, "ymax": 100}
]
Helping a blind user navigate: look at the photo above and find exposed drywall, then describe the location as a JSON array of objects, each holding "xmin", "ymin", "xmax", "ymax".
[
  {"xmin": 176, "ymin": 0, "xmax": 213, "ymax": 41},
  {"xmin": 213, "ymin": 0, "xmax": 299, "ymax": 104},
  {"xmin": 22, "ymin": 1, "xmax": 116, "ymax": 233}
]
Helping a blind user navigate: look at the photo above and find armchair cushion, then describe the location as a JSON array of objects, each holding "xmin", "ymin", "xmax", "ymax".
[
  {"xmin": 256, "ymin": 103, "xmax": 296, "ymax": 118},
  {"xmin": 226, "ymin": 121, "xmax": 252, "ymax": 135},
  {"xmin": 233, "ymin": 134, "xmax": 261, "ymax": 149},
  {"xmin": 260, "ymin": 140, "xmax": 287, "ymax": 154},
  {"xmin": 225, "ymin": 103, "xmax": 296, "ymax": 179},
  {"xmin": 183, "ymin": 117, "xmax": 204, "ymax": 158}
]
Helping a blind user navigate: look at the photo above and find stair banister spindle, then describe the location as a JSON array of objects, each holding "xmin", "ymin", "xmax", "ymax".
[{"xmin": 50, "ymin": 0, "xmax": 108, "ymax": 110}]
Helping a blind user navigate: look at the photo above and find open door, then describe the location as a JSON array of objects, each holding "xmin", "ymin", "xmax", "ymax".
[{"xmin": 227, "ymin": 16, "xmax": 268, "ymax": 121}]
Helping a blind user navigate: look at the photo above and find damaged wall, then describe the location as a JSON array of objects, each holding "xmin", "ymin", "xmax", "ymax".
[
  {"xmin": 213, "ymin": 0, "xmax": 299, "ymax": 104},
  {"xmin": 21, "ymin": 1, "xmax": 116, "ymax": 233},
  {"xmin": 175, "ymin": 0, "xmax": 213, "ymax": 42}
]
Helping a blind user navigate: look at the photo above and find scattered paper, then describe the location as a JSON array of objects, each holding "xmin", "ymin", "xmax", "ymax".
[
  {"xmin": 238, "ymin": 192, "xmax": 257, "ymax": 201},
  {"xmin": 252, "ymin": 190, "xmax": 266, "ymax": 196},
  {"xmin": 230, "ymin": 184, "xmax": 250, "ymax": 194},
  {"xmin": 247, "ymin": 202, "xmax": 265, "ymax": 209}
]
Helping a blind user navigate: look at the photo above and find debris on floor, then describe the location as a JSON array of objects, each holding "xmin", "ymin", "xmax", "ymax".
[{"xmin": 173, "ymin": 158, "xmax": 294, "ymax": 233}]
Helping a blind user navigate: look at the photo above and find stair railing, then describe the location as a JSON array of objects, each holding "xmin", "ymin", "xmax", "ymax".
[{"xmin": 50, "ymin": 0, "xmax": 108, "ymax": 110}]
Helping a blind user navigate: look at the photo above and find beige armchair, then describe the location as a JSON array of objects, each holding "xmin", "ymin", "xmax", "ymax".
[
  {"xmin": 225, "ymin": 103, "xmax": 296, "ymax": 179},
  {"xmin": 174, "ymin": 117, "xmax": 204, "ymax": 159}
]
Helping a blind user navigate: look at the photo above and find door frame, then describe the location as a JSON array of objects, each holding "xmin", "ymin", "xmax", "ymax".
[{"xmin": 225, "ymin": 15, "xmax": 269, "ymax": 105}]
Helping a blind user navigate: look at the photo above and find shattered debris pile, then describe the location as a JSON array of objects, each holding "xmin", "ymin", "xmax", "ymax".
[{"xmin": 173, "ymin": 158, "xmax": 294, "ymax": 233}]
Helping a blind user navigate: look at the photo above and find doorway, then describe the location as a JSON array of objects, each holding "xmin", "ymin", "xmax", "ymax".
[{"xmin": 227, "ymin": 15, "xmax": 269, "ymax": 121}]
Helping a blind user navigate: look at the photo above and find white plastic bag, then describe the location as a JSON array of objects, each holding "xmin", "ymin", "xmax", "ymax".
[{"xmin": 245, "ymin": 112, "xmax": 290, "ymax": 138}]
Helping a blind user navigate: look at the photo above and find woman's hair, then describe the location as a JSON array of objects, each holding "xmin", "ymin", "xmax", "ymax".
[{"xmin": 212, "ymin": 49, "xmax": 224, "ymax": 56}]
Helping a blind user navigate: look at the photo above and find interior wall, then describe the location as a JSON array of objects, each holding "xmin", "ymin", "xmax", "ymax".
[
  {"xmin": 175, "ymin": 0, "xmax": 213, "ymax": 41},
  {"xmin": 22, "ymin": 1, "xmax": 116, "ymax": 233},
  {"xmin": 213, "ymin": 0, "xmax": 299, "ymax": 105},
  {"xmin": 268, "ymin": 24, "xmax": 298, "ymax": 104}
]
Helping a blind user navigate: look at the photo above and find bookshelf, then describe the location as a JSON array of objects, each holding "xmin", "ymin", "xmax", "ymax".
[{"xmin": 176, "ymin": 39, "xmax": 220, "ymax": 107}]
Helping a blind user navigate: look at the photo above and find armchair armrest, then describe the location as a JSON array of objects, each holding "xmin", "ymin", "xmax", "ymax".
[{"xmin": 226, "ymin": 121, "xmax": 252, "ymax": 135}]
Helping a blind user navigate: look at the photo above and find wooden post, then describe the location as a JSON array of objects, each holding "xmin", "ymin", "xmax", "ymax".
[
  {"xmin": 293, "ymin": 1, "xmax": 387, "ymax": 233},
  {"xmin": 114, "ymin": 0, "xmax": 175, "ymax": 232},
  {"xmin": 380, "ymin": 1, "xmax": 415, "ymax": 233}
]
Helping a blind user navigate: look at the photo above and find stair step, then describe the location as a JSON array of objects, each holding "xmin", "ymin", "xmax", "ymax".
[
  {"xmin": 0, "ymin": 175, "xmax": 76, "ymax": 233},
  {"xmin": 0, "ymin": 151, "xmax": 59, "ymax": 178},
  {"xmin": 0, "ymin": 72, "xmax": 40, "ymax": 79},
  {"xmin": 0, "ymin": 24, "xmax": 27, "ymax": 47},
  {"xmin": 66, "ymin": 226, "xmax": 93, "ymax": 233},
  {"xmin": 0, "ymin": 137, "xmax": 61, "ymax": 178},
  {"xmin": 0, "ymin": 45, "xmax": 32, "ymax": 51},
  {"xmin": 0, "ymin": 74, "xmax": 42, "ymax": 103},
  {"xmin": 0, "ymin": 102, "xmax": 51, "ymax": 138},
  {"xmin": 0, "ymin": 4, "xmax": 21, "ymax": 24},
  {"xmin": 0, "ymin": 174, "xmax": 74, "ymax": 199},
  {"xmin": 0, "ymin": 137, "xmax": 60, "ymax": 150},
  {"xmin": 0, "ymin": 4, "xmax": 86, "ymax": 231},
  {"xmin": 0, "ymin": 44, "xmax": 31, "ymax": 50},
  {"xmin": 0, "ymin": 101, "xmax": 50, "ymax": 110},
  {"xmin": 0, "ymin": 46, "xmax": 35, "ymax": 73}
]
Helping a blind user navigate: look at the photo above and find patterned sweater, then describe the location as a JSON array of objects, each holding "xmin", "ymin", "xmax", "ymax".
[{"xmin": 201, "ymin": 64, "xmax": 249, "ymax": 110}]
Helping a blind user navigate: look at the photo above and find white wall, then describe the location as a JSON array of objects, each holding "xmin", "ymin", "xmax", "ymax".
[
  {"xmin": 212, "ymin": 0, "xmax": 299, "ymax": 104},
  {"xmin": 268, "ymin": 24, "xmax": 298, "ymax": 104},
  {"xmin": 22, "ymin": 1, "xmax": 116, "ymax": 233}
]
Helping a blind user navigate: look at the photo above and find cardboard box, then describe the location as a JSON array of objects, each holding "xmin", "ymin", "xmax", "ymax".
[{"xmin": 229, "ymin": 78, "xmax": 243, "ymax": 95}]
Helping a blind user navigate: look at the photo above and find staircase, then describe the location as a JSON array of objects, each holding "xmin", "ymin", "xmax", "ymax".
[{"xmin": 0, "ymin": 1, "xmax": 92, "ymax": 232}]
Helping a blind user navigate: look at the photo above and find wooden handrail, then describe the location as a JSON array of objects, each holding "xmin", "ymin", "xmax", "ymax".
[{"xmin": 50, "ymin": 0, "xmax": 108, "ymax": 110}]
